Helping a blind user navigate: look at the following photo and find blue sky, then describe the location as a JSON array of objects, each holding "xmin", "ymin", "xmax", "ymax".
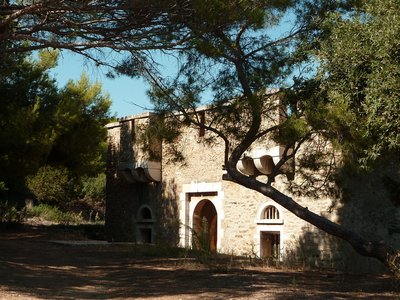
[{"xmin": 51, "ymin": 52, "xmax": 155, "ymax": 118}]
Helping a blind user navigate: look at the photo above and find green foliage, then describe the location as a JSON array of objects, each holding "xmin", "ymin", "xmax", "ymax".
[
  {"xmin": 81, "ymin": 174, "xmax": 106, "ymax": 204},
  {"xmin": 317, "ymin": 0, "xmax": 400, "ymax": 165},
  {"xmin": 48, "ymin": 73, "xmax": 112, "ymax": 177},
  {"xmin": 36, "ymin": 50, "xmax": 59, "ymax": 70},
  {"xmin": 274, "ymin": 116, "xmax": 309, "ymax": 145},
  {"xmin": 26, "ymin": 165, "xmax": 76, "ymax": 207},
  {"xmin": 0, "ymin": 201, "xmax": 23, "ymax": 223},
  {"xmin": 0, "ymin": 50, "xmax": 112, "ymax": 202},
  {"xmin": 0, "ymin": 50, "xmax": 60, "ymax": 188}
]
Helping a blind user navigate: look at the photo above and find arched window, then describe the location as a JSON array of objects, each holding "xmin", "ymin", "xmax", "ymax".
[
  {"xmin": 262, "ymin": 205, "xmax": 280, "ymax": 220},
  {"xmin": 137, "ymin": 205, "xmax": 155, "ymax": 223},
  {"xmin": 140, "ymin": 207, "xmax": 152, "ymax": 220}
]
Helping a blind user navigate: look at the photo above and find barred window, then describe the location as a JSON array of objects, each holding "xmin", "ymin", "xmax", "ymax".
[{"xmin": 262, "ymin": 205, "xmax": 280, "ymax": 220}]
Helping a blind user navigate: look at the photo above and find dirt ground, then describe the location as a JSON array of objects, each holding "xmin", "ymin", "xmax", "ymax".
[{"xmin": 0, "ymin": 225, "xmax": 399, "ymax": 300}]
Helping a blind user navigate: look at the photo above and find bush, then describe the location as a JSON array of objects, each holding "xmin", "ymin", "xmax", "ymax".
[
  {"xmin": 26, "ymin": 165, "xmax": 76, "ymax": 207},
  {"xmin": 0, "ymin": 201, "xmax": 23, "ymax": 223},
  {"xmin": 81, "ymin": 173, "xmax": 106, "ymax": 204}
]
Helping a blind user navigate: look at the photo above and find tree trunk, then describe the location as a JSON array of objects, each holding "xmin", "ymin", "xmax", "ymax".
[{"xmin": 229, "ymin": 169, "xmax": 400, "ymax": 277}]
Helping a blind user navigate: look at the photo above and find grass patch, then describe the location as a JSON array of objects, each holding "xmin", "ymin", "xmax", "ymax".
[{"xmin": 26, "ymin": 204, "xmax": 84, "ymax": 225}]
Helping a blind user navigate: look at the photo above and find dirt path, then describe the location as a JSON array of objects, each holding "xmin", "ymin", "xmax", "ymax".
[{"xmin": 0, "ymin": 225, "xmax": 398, "ymax": 299}]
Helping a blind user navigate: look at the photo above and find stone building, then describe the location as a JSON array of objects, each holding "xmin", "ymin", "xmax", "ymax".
[{"xmin": 105, "ymin": 109, "xmax": 400, "ymax": 274}]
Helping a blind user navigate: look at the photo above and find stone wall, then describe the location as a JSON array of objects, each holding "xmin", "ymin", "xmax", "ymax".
[
  {"xmin": 105, "ymin": 115, "xmax": 163, "ymax": 242},
  {"xmin": 106, "ymin": 112, "xmax": 400, "ymax": 273}
]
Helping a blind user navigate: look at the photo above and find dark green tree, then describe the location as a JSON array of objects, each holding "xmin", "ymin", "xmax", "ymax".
[
  {"xmin": 47, "ymin": 73, "xmax": 112, "ymax": 178},
  {"xmin": 316, "ymin": 0, "xmax": 400, "ymax": 165},
  {"xmin": 0, "ymin": 50, "xmax": 112, "ymax": 202},
  {"xmin": 0, "ymin": 50, "xmax": 60, "ymax": 192}
]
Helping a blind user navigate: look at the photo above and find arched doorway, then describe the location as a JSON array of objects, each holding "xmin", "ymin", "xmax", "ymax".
[{"xmin": 192, "ymin": 200, "xmax": 217, "ymax": 252}]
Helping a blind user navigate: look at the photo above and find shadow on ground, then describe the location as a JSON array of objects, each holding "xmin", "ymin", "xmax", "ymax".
[{"xmin": 0, "ymin": 225, "xmax": 398, "ymax": 299}]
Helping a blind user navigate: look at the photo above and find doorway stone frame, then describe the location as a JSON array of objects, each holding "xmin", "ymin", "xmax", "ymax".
[{"xmin": 179, "ymin": 182, "xmax": 224, "ymax": 250}]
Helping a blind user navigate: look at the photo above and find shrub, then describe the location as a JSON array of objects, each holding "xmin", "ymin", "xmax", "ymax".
[
  {"xmin": 26, "ymin": 165, "xmax": 76, "ymax": 207},
  {"xmin": 0, "ymin": 201, "xmax": 22, "ymax": 223},
  {"xmin": 81, "ymin": 173, "xmax": 106, "ymax": 204}
]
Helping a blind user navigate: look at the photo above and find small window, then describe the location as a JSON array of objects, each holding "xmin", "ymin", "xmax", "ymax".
[
  {"xmin": 137, "ymin": 206, "xmax": 155, "ymax": 223},
  {"xmin": 140, "ymin": 207, "xmax": 152, "ymax": 220},
  {"xmin": 262, "ymin": 205, "xmax": 280, "ymax": 220}
]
